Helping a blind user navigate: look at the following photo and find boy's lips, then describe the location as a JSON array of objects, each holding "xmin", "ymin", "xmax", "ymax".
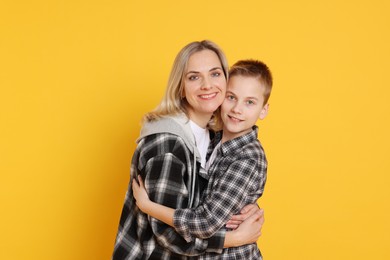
[{"xmin": 227, "ymin": 115, "xmax": 243, "ymax": 122}]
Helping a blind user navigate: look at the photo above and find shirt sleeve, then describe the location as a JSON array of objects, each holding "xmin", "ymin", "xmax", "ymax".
[
  {"xmin": 139, "ymin": 136, "xmax": 225, "ymax": 255},
  {"xmin": 173, "ymin": 158, "xmax": 262, "ymax": 241}
]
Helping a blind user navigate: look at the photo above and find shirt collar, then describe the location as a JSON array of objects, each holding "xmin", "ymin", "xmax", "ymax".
[{"xmin": 219, "ymin": 125, "xmax": 259, "ymax": 156}]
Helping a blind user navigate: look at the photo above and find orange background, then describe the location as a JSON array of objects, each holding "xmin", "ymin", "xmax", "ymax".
[{"xmin": 1, "ymin": 1, "xmax": 389, "ymax": 259}]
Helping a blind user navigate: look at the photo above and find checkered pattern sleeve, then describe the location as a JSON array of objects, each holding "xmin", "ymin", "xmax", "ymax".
[
  {"xmin": 173, "ymin": 156, "xmax": 264, "ymax": 241},
  {"xmin": 138, "ymin": 134, "xmax": 224, "ymax": 256}
]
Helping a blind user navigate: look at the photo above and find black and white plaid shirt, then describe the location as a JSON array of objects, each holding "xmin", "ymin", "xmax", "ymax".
[
  {"xmin": 113, "ymin": 130, "xmax": 225, "ymax": 259},
  {"xmin": 174, "ymin": 126, "xmax": 267, "ymax": 259}
]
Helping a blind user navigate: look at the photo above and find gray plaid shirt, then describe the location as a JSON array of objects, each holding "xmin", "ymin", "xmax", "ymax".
[
  {"xmin": 174, "ymin": 126, "xmax": 267, "ymax": 259},
  {"xmin": 113, "ymin": 115, "xmax": 225, "ymax": 260}
]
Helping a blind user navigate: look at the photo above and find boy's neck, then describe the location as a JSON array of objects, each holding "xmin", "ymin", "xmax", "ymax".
[{"xmin": 221, "ymin": 126, "xmax": 254, "ymax": 143}]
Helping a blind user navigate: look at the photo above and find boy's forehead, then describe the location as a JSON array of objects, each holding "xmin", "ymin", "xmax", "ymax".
[
  {"xmin": 227, "ymin": 75, "xmax": 265, "ymax": 91},
  {"xmin": 226, "ymin": 76, "xmax": 266, "ymax": 103}
]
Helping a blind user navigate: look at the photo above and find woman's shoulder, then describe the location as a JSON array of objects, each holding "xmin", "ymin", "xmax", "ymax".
[
  {"xmin": 138, "ymin": 113, "xmax": 196, "ymax": 151},
  {"xmin": 138, "ymin": 132, "xmax": 189, "ymax": 155}
]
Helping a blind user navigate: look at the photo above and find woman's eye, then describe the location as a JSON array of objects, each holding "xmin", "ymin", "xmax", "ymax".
[
  {"xmin": 211, "ymin": 72, "xmax": 221, "ymax": 77},
  {"xmin": 227, "ymin": 95, "xmax": 235, "ymax": 100},
  {"xmin": 188, "ymin": 75, "xmax": 198, "ymax": 81}
]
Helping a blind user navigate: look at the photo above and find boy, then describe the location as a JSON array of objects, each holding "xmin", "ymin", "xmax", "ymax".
[{"xmin": 133, "ymin": 59, "xmax": 273, "ymax": 259}]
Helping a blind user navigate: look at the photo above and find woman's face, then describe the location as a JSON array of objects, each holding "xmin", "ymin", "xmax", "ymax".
[{"xmin": 183, "ymin": 49, "xmax": 226, "ymax": 126}]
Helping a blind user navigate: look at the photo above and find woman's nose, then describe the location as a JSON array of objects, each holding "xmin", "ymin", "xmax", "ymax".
[{"xmin": 200, "ymin": 77, "xmax": 212, "ymax": 90}]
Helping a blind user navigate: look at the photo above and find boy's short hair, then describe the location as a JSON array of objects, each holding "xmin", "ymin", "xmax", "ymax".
[{"xmin": 229, "ymin": 60, "xmax": 273, "ymax": 105}]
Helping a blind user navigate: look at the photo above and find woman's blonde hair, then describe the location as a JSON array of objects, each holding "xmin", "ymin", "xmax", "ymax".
[{"xmin": 144, "ymin": 40, "xmax": 228, "ymax": 130}]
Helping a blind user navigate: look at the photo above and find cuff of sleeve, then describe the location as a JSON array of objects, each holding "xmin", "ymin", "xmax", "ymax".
[
  {"xmin": 205, "ymin": 229, "xmax": 225, "ymax": 254},
  {"xmin": 173, "ymin": 209, "xmax": 192, "ymax": 242}
]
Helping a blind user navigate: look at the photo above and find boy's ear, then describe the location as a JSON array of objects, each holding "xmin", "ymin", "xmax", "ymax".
[{"xmin": 259, "ymin": 104, "xmax": 269, "ymax": 120}]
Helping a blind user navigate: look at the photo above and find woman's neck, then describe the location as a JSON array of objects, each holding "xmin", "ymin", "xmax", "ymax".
[{"xmin": 187, "ymin": 109, "xmax": 212, "ymax": 128}]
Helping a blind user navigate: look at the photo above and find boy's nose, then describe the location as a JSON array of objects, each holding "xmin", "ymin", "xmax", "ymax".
[{"xmin": 231, "ymin": 103, "xmax": 242, "ymax": 114}]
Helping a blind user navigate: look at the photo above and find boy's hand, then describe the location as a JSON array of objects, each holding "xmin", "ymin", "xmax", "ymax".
[
  {"xmin": 226, "ymin": 204, "xmax": 260, "ymax": 229},
  {"xmin": 132, "ymin": 175, "xmax": 151, "ymax": 212}
]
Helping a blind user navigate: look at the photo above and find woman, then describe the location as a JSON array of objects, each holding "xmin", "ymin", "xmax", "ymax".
[{"xmin": 112, "ymin": 40, "xmax": 264, "ymax": 260}]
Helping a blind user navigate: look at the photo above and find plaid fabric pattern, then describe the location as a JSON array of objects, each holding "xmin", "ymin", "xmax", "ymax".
[
  {"xmin": 174, "ymin": 126, "xmax": 267, "ymax": 259},
  {"xmin": 112, "ymin": 133, "xmax": 225, "ymax": 260}
]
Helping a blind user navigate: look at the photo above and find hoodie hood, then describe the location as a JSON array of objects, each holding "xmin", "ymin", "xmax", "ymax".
[
  {"xmin": 137, "ymin": 113, "xmax": 201, "ymax": 161},
  {"xmin": 137, "ymin": 113, "xmax": 208, "ymax": 208}
]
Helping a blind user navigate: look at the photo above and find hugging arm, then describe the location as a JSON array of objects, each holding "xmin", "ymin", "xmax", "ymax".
[
  {"xmin": 138, "ymin": 150, "xmax": 226, "ymax": 255},
  {"xmin": 133, "ymin": 158, "xmax": 265, "ymax": 247},
  {"xmin": 133, "ymin": 175, "xmax": 264, "ymax": 248},
  {"xmin": 173, "ymin": 159, "xmax": 263, "ymax": 240}
]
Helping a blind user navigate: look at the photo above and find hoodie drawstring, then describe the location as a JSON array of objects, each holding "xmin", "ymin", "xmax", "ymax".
[{"xmin": 188, "ymin": 148, "xmax": 197, "ymax": 208}]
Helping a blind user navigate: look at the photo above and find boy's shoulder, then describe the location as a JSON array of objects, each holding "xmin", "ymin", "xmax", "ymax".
[
  {"xmin": 240, "ymin": 137, "xmax": 264, "ymax": 156},
  {"xmin": 223, "ymin": 126, "xmax": 265, "ymax": 156}
]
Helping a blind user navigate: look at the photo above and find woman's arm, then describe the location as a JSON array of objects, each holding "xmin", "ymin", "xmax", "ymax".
[
  {"xmin": 132, "ymin": 175, "xmax": 265, "ymax": 248},
  {"xmin": 223, "ymin": 208, "xmax": 264, "ymax": 248},
  {"xmin": 132, "ymin": 135, "xmax": 225, "ymax": 256}
]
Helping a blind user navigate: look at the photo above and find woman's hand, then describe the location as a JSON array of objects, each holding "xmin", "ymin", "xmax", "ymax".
[
  {"xmin": 226, "ymin": 203, "xmax": 260, "ymax": 229},
  {"xmin": 235, "ymin": 208, "xmax": 264, "ymax": 244},
  {"xmin": 132, "ymin": 175, "xmax": 151, "ymax": 213},
  {"xmin": 224, "ymin": 208, "xmax": 265, "ymax": 248}
]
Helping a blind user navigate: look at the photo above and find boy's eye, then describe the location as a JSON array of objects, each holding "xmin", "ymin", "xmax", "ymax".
[
  {"xmin": 226, "ymin": 95, "xmax": 235, "ymax": 100},
  {"xmin": 246, "ymin": 100, "xmax": 255, "ymax": 105}
]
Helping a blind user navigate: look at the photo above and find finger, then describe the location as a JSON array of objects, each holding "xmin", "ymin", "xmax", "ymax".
[
  {"xmin": 132, "ymin": 178, "xmax": 139, "ymax": 189},
  {"xmin": 240, "ymin": 204, "xmax": 258, "ymax": 214},
  {"xmin": 252, "ymin": 208, "xmax": 264, "ymax": 221},
  {"xmin": 255, "ymin": 215, "xmax": 265, "ymax": 230},
  {"xmin": 248, "ymin": 208, "xmax": 264, "ymax": 222},
  {"xmin": 226, "ymin": 219, "xmax": 242, "ymax": 226},
  {"xmin": 132, "ymin": 180, "xmax": 139, "ymax": 199},
  {"xmin": 138, "ymin": 175, "xmax": 147, "ymax": 189},
  {"xmin": 254, "ymin": 218, "xmax": 265, "ymax": 234},
  {"xmin": 225, "ymin": 224, "xmax": 239, "ymax": 229},
  {"xmin": 229, "ymin": 214, "xmax": 246, "ymax": 221},
  {"xmin": 259, "ymin": 216, "xmax": 265, "ymax": 225},
  {"xmin": 244, "ymin": 205, "xmax": 259, "ymax": 218},
  {"xmin": 259, "ymin": 212, "xmax": 265, "ymax": 223},
  {"xmin": 226, "ymin": 219, "xmax": 242, "ymax": 225}
]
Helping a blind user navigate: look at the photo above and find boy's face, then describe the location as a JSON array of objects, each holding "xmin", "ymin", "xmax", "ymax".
[{"xmin": 221, "ymin": 75, "xmax": 269, "ymax": 140}]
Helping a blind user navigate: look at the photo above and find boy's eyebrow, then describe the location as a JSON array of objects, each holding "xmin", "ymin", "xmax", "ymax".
[
  {"xmin": 226, "ymin": 90, "xmax": 259, "ymax": 100},
  {"xmin": 185, "ymin": 67, "xmax": 223, "ymax": 75}
]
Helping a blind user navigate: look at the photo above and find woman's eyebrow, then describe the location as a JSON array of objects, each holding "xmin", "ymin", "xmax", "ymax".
[
  {"xmin": 186, "ymin": 67, "xmax": 222, "ymax": 75},
  {"xmin": 209, "ymin": 67, "xmax": 223, "ymax": 71},
  {"xmin": 185, "ymin": 70, "xmax": 200, "ymax": 75}
]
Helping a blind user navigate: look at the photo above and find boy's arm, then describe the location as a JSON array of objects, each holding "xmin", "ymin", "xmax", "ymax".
[
  {"xmin": 174, "ymin": 157, "xmax": 266, "ymax": 241},
  {"xmin": 226, "ymin": 204, "xmax": 260, "ymax": 229},
  {"xmin": 133, "ymin": 175, "xmax": 265, "ymax": 248},
  {"xmin": 133, "ymin": 175, "xmax": 175, "ymax": 226}
]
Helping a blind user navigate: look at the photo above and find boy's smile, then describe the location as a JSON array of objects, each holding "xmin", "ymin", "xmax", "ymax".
[{"xmin": 221, "ymin": 75, "xmax": 269, "ymax": 142}]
